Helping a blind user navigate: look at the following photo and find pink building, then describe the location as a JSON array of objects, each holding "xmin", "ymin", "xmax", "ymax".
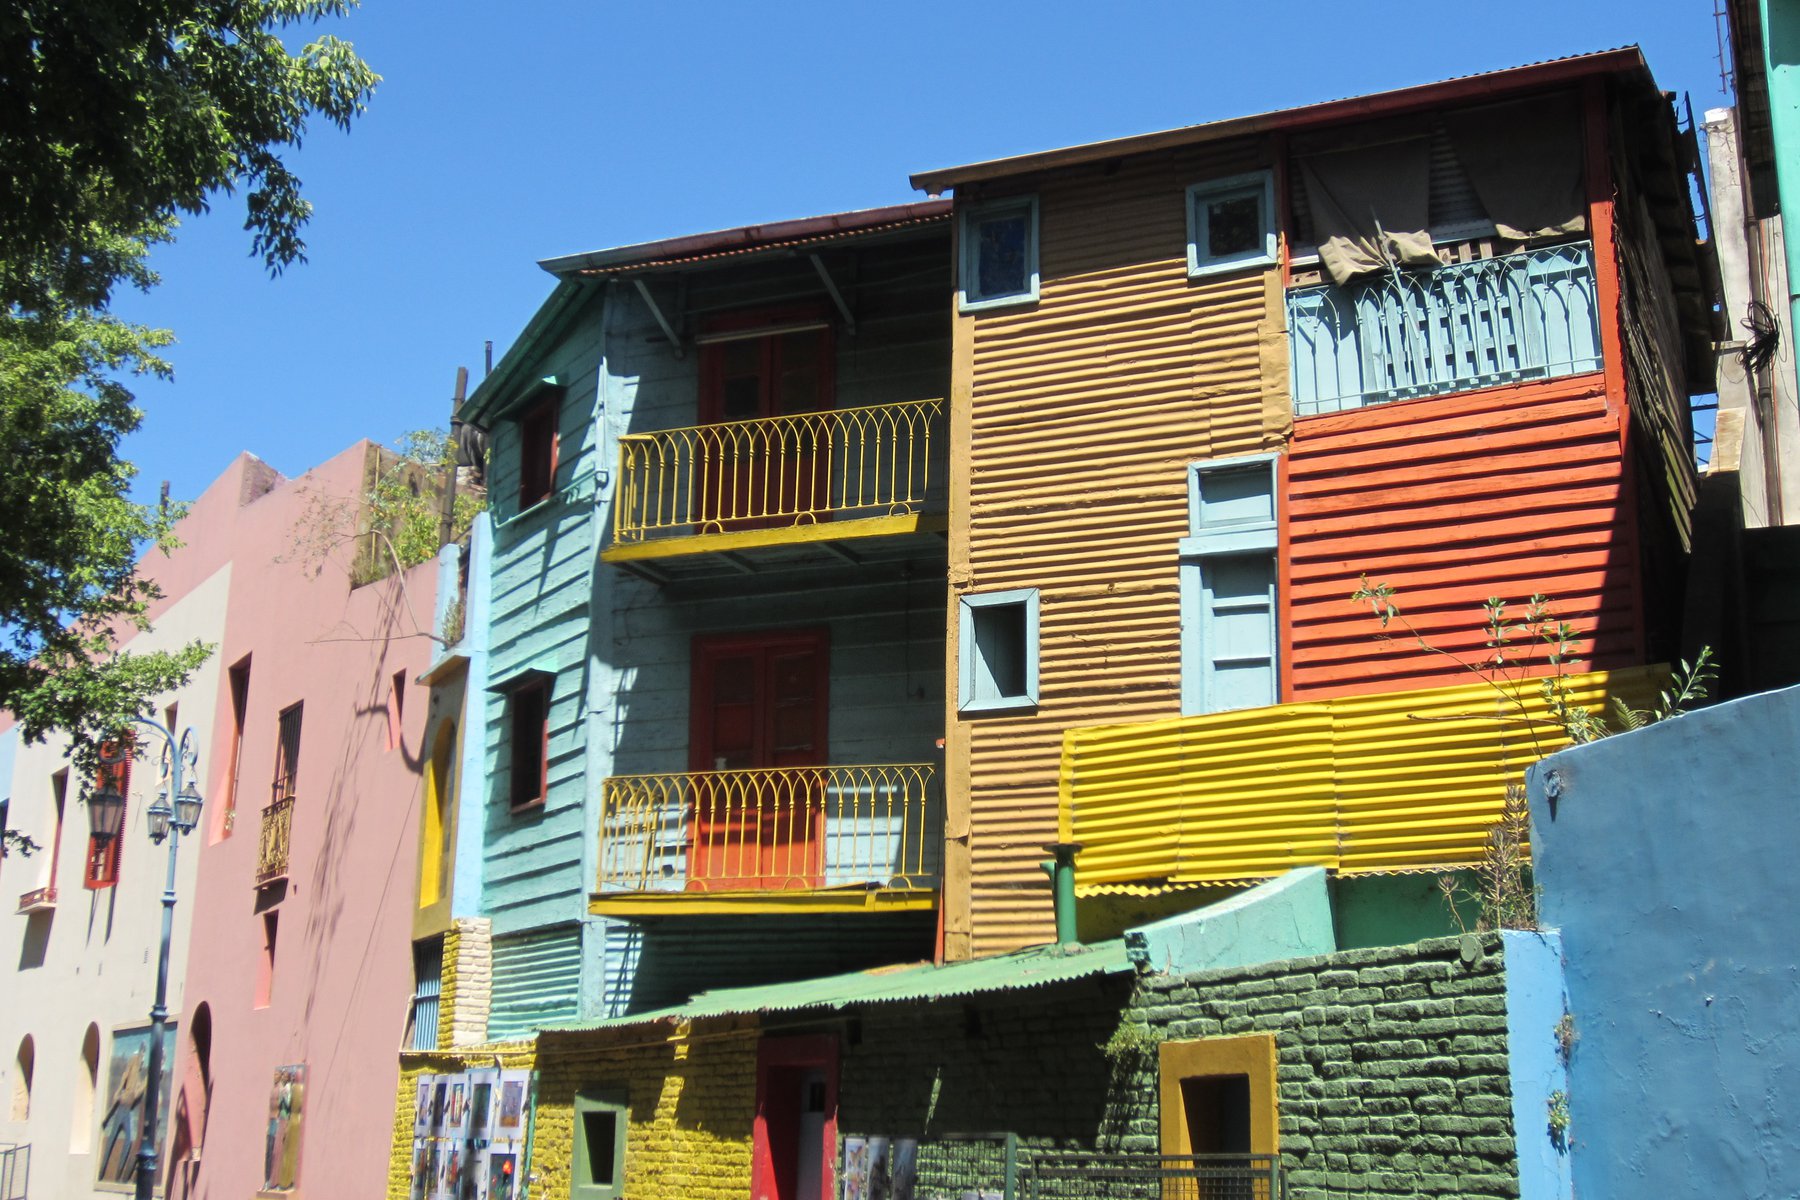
[{"xmin": 164, "ymin": 444, "xmax": 437, "ymax": 1200}]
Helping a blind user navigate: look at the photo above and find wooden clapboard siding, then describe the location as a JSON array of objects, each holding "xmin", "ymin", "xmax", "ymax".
[
  {"xmin": 952, "ymin": 137, "xmax": 1289, "ymax": 956},
  {"xmin": 483, "ymin": 291, "xmax": 607, "ymax": 939},
  {"xmin": 1285, "ymin": 377, "xmax": 1640, "ymax": 698}
]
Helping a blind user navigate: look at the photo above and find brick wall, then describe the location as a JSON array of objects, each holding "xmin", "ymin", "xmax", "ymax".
[
  {"xmin": 841, "ymin": 935, "xmax": 1516, "ymax": 1200},
  {"xmin": 444, "ymin": 917, "xmax": 493, "ymax": 1048},
  {"xmin": 532, "ymin": 1018, "xmax": 758, "ymax": 1200}
]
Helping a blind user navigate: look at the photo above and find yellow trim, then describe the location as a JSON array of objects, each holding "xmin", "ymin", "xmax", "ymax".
[
  {"xmin": 1159, "ymin": 1034, "xmax": 1279, "ymax": 1156},
  {"xmin": 589, "ymin": 888, "xmax": 939, "ymax": 917},
  {"xmin": 601, "ymin": 512, "xmax": 947, "ymax": 562}
]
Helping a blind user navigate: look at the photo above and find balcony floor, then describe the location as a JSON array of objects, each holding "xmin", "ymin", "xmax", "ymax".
[
  {"xmin": 602, "ymin": 516, "xmax": 947, "ymax": 584},
  {"xmin": 590, "ymin": 885, "xmax": 938, "ymax": 917}
]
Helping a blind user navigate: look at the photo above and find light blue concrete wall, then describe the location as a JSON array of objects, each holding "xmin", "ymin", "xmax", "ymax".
[
  {"xmin": 451, "ymin": 516, "xmax": 493, "ymax": 920},
  {"xmin": 1502, "ymin": 930, "xmax": 1572, "ymax": 1200},
  {"xmin": 1526, "ymin": 684, "xmax": 1800, "ymax": 1199},
  {"xmin": 1124, "ymin": 865, "xmax": 1336, "ymax": 973}
]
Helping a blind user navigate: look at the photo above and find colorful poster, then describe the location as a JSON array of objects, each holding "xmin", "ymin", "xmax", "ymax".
[
  {"xmin": 407, "ymin": 1070, "xmax": 530, "ymax": 1200},
  {"xmin": 262, "ymin": 1063, "xmax": 307, "ymax": 1192},
  {"xmin": 95, "ymin": 1023, "xmax": 177, "ymax": 1185},
  {"xmin": 415, "ymin": 1079, "xmax": 434, "ymax": 1136},
  {"xmin": 487, "ymin": 1151, "xmax": 517, "ymax": 1200},
  {"xmin": 498, "ymin": 1079, "xmax": 525, "ymax": 1130}
]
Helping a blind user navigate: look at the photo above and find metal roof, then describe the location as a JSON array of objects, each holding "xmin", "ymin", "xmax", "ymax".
[
  {"xmin": 910, "ymin": 47, "xmax": 1650, "ymax": 194},
  {"xmin": 539, "ymin": 938, "xmax": 1135, "ymax": 1035},
  {"xmin": 538, "ymin": 200, "xmax": 952, "ymax": 279}
]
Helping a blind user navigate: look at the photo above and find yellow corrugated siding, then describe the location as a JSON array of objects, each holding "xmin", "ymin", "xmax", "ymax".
[
  {"xmin": 1061, "ymin": 666, "xmax": 1665, "ymax": 890},
  {"xmin": 954, "ymin": 138, "xmax": 1286, "ymax": 955}
]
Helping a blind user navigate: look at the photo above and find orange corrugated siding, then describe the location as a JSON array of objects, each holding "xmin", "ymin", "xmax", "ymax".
[
  {"xmin": 956, "ymin": 139, "xmax": 1288, "ymax": 955},
  {"xmin": 1286, "ymin": 378, "xmax": 1641, "ymax": 700}
]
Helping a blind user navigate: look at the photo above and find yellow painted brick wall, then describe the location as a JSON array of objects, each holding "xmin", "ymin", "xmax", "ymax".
[
  {"xmin": 437, "ymin": 925, "xmax": 460, "ymax": 1051},
  {"xmin": 386, "ymin": 1044, "xmax": 537, "ymax": 1200},
  {"xmin": 533, "ymin": 1018, "xmax": 758, "ymax": 1200}
]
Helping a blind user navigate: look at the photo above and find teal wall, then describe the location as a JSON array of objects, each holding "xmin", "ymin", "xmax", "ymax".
[{"xmin": 468, "ymin": 228, "xmax": 951, "ymax": 1027}]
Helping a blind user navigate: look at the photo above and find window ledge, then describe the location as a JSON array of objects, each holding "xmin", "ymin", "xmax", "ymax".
[{"xmin": 959, "ymin": 695, "xmax": 1039, "ymax": 716}]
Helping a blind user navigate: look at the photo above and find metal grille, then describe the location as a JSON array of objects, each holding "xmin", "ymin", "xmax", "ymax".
[
  {"xmin": 1020, "ymin": 1153, "xmax": 1282, "ymax": 1200},
  {"xmin": 612, "ymin": 398, "xmax": 942, "ymax": 543},
  {"xmin": 1287, "ymin": 242, "xmax": 1600, "ymax": 415},
  {"xmin": 410, "ymin": 939, "xmax": 443, "ymax": 1050},
  {"xmin": 0, "ymin": 1143, "xmax": 28, "ymax": 1200},
  {"xmin": 272, "ymin": 702, "xmax": 303, "ymax": 802}
]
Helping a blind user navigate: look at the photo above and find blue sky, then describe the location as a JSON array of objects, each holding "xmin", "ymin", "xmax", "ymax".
[{"xmin": 115, "ymin": 0, "xmax": 1725, "ymax": 505}]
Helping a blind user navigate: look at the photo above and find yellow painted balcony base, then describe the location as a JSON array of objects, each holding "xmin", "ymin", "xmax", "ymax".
[
  {"xmin": 590, "ymin": 887, "xmax": 939, "ymax": 917},
  {"xmin": 602, "ymin": 511, "xmax": 947, "ymax": 563},
  {"xmin": 1060, "ymin": 665, "xmax": 1665, "ymax": 893}
]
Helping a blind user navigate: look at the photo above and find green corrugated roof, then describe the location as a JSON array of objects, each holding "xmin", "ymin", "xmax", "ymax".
[{"xmin": 540, "ymin": 939, "xmax": 1134, "ymax": 1036}]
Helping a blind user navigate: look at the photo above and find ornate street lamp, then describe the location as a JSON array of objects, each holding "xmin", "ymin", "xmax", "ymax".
[{"xmin": 89, "ymin": 719, "xmax": 204, "ymax": 1200}]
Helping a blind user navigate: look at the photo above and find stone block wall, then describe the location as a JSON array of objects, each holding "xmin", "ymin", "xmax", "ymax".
[
  {"xmin": 1132, "ymin": 934, "xmax": 1517, "ymax": 1198},
  {"xmin": 841, "ymin": 935, "xmax": 1515, "ymax": 1200},
  {"xmin": 532, "ymin": 1017, "xmax": 758, "ymax": 1200},
  {"xmin": 440, "ymin": 917, "xmax": 493, "ymax": 1048}
]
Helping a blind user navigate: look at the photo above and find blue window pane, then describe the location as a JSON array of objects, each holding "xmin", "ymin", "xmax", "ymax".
[{"xmin": 977, "ymin": 215, "xmax": 1029, "ymax": 298}]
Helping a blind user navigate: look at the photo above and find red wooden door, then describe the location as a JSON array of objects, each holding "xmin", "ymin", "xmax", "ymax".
[
  {"xmin": 697, "ymin": 321, "xmax": 833, "ymax": 530},
  {"xmin": 689, "ymin": 630, "xmax": 829, "ymax": 889}
]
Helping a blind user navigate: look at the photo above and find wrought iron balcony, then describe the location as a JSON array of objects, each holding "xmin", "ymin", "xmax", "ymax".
[
  {"xmin": 256, "ymin": 796, "xmax": 294, "ymax": 886},
  {"xmin": 609, "ymin": 399, "xmax": 944, "ymax": 554},
  {"xmin": 15, "ymin": 886, "xmax": 56, "ymax": 914},
  {"xmin": 597, "ymin": 764, "xmax": 940, "ymax": 905},
  {"xmin": 1287, "ymin": 241, "xmax": 1601, "ymax": 416}
]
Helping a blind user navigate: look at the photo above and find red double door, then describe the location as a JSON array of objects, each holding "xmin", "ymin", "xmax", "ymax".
[
  {"xmin": 689, "ymin": 630, "xmax": 829, "ymax": 890},
  {"xmin": 696, "ymin": 320, "xmax": 833, "ymax": 530}
]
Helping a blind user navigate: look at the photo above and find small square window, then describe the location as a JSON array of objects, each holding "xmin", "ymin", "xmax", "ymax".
[
  {"xmin": 517, "ymin": 390, "xmax": 561, "ymax": 511},
  {"xmin": 508, "ymin": 680, "xmax": 550, "ymax": 811},
  {"xmin": 1187, "ymin": 172, "xmax": 1277, "ymax": 278},
  {"xmin": 572, "ymin": 1088, "xmax": 628, "ymax": 1200},
  {"xmin": 958, "ymin": 588, "xmax": 1041, "ymax": 714},
  {"xmin": 959, "ymin": 196, "xmax": 1040, "ymax": 312}
]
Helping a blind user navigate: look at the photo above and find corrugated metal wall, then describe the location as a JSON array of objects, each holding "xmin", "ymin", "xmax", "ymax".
[
  {"xmin": 1286, "ymin": 379, "xmax": 1640, "ymax": 698},
  {"xmin": 1062, "ymin": 665, "xmax": 1663, "ymax": 889},
  {"xmin": 487, "ymin": 924, "xmax": 584, "ymax": 1040},
  {"xmin": 955, "ymin": 137, "xmax": 1289, "ymax": 955}
]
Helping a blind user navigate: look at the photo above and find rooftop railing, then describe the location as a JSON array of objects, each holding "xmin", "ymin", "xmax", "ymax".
[
  {"xmin": 612, "ymin": 398, "xmax": 943, "ymax": 545},
  {"xmin": 599, "ymin": 763, "xmax": 940, "ymax": 894},
  {"xmin": 1288, "ymin": 242, "xmax": 1601, "ymax": 416}
]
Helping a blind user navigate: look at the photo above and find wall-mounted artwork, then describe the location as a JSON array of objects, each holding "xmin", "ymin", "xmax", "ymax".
[
  {"xmin": 96, "ymin": 1024, "xmax": 177, "ymax": 1185},
  {"xmin": 262, "ymin": 1064, "xmax": 307, "ymax": 1192},
  {"xmin": 408, "ymin": 1070, "xmax": 532, "ymax": 1200}
]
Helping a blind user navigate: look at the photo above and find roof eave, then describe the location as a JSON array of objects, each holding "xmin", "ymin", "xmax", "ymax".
[{"xmin": 910, "ymin": 47, "xmax": 1650, "ymax": 195}]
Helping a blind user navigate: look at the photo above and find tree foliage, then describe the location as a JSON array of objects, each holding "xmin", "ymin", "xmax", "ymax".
[
  {"xmin": 1, "ymin": 0, "xmax": 380, "ymax": 310},
  {"xmin": 0, "ymin": 1, "xmax": 377, "ymax": 829}
]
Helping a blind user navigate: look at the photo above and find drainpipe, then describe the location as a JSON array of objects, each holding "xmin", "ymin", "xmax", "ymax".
[
  {"xmin": 1764, "ymin": 0, "xmax": 1800, "ymax": 403},
  {"xmin": 1039, "ymin": 842, "xmax": 1083, "ymax": 946}
]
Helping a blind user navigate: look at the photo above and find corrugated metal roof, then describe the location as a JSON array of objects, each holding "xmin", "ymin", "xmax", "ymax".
[
  {"xmin": 911, "ymin": 47, "xmax": 1648, "ymax": 194},
  {"xmin": 539, "ymin": 201, "xmax": 952, "ymax": 279},
  {"xmin": 540, "ymin": 938, "xmax": 1133, "ymax": 1034}
]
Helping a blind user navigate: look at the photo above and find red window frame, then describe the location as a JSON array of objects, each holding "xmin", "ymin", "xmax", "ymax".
[
  {"xmin": 696, "ymin": 307, "xmax": 836, "ymax": 426},
  {"xmin": 84, "ymin": 737, "xmax": 131, "ymax": 889},
  {"xmin": 517, "ymin": 391, "xmax": 561, "ymax": 511},
  {"xmin": 508, "ymin": 679, "xmax": 550, "ymax": 812}
]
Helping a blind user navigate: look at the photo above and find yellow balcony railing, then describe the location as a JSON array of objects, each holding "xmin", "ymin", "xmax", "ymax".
[
  {"xmin": 257, "ymin": 796, "xmax": 294, "ymax": 886},
  {"xmin": 1060, "ymin": 666, "xmax": 1665, "ymax": 892},
  {"xmin": 612, "ymin": 399, "xmax": 943, "ymax": 544},
  {"xmin": 599, "ymin": 764, "xmax": 939, "ymax": 894}
]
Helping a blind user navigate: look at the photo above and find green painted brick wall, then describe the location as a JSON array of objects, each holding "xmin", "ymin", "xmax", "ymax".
[{"xmin": 841, "ymin": 934, "xmax": 1515, "ymax": 1200}]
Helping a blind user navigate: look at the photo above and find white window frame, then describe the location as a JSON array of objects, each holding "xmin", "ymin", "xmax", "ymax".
[
  {"xmin": 1179, "ymin": 454, "xmax": 1280, "ymax": 716},
  {"xmin": 958, "ymin": 587, "xmax": 1041, "ymax": 714},
  {"xmin": 1186, "ymin": 171, "xmax": 1278, "ymax": 279},
  {"xmin": 958, "ymin": 196, "xmax": 1040, "ymax": 312}
]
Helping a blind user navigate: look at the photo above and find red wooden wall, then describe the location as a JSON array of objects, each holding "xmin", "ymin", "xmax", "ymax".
[{"xmin": 1283, "ymin": 376, "xmax": 1644, "ymax": 700}]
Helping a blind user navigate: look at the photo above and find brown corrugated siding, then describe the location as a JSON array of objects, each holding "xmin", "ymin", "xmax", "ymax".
[
  {"xmin": 957, "ymin": 140, "xmax": 1288, "ymax": 955},
  {"xmin": 1286, "ymin": 378, "xmax": 1641, "ymax": 699}
]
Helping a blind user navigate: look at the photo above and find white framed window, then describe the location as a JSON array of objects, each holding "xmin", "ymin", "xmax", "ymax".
[
  {"xmin": 958, "ymin": 588, "xmax": 1040, "ymax": 714},
  {"xmin": 1186, "ymin": 172, "xmax": 1278, "ymax": 278},
  {"xmin": 1180, "ymin": 455, "xmax": 1279, "ymax": 716},
  {"xmin": 958, "ymin": 196, "xmax": 1040, "ymax": 312}
]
